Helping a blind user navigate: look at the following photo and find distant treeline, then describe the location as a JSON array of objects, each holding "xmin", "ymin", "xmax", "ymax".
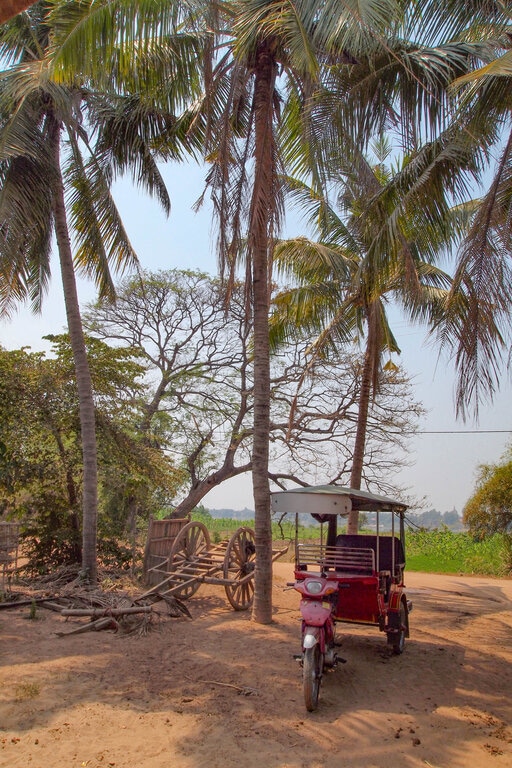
[
  {"xmin": 405, "ymin": 509, "xmax": 464, "ymax": 531},
  {"xmin": 207, "ymin": 506, "xmax": 465, "ymax": 531}
]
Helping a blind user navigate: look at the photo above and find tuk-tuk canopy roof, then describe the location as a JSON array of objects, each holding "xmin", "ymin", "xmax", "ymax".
[{"xmin": 270, "ymin": 485, "xmax": 408, "ymax": 517}]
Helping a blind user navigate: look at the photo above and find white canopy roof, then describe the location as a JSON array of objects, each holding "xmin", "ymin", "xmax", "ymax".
[{"xmin": 270, "ymin": 485, "xmax": 408, "ymax": 516}]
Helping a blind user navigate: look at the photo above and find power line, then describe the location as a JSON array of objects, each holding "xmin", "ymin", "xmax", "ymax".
[{"xmin": 418, "ymin": 429, "xmax": 511, "ymax": 434}]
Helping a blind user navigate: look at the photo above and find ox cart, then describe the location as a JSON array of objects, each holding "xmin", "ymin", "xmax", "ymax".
[{"xmin": 142, "ymin": 518, "xmax": 288, "ymax": 611}]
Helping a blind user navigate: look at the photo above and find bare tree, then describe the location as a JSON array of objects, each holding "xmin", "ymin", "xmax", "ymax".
[{"xmin": 86, "ymin": 270, "xmax": 423, "ymax": 517}]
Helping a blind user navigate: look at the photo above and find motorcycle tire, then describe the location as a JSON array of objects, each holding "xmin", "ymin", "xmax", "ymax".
[
  {"xmin": 303, "ymin": 644, "xmax": 323, "ymax": 712},
  {"xmin": 392, "ymin": 604, "xmax": 407, "ymax": 655}
]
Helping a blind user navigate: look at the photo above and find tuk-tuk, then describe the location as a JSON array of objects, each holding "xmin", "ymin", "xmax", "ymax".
[{"xmin": 271, "ymin": 485, "xmax": 412, "ymax": 711}]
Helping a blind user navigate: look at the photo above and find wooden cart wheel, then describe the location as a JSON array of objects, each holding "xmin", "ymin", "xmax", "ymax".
[
  {"xmin": 167, "ymin": 521, "xmax": 212, "ymax": 599},
  {"xmin": 223, "ymin": 527, "xmax": 256, "ymax": 611}
]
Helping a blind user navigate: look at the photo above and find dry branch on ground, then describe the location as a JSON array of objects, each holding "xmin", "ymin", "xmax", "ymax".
[{"xmin": 0, "ymin": 565, "xmax": 192, "ymax": 636}]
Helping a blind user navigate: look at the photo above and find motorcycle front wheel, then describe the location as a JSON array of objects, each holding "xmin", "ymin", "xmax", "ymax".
[{"xmin": 303, "ymin": 644, "xmax": 323, "ymax": 712}]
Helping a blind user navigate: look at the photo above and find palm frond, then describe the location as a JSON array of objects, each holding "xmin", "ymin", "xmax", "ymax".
[
  {"xmin": 274, "ymin": 235, "xmax": 356, "ymax": 283},
  {"xmin": 454, "ymin": 48, "xmax": 512, "ymax": 86},
  {"xmin": 404, "ymin": 0, "xmax": 510, "ymax": 48},
  {"xmin": 49, "ymin": 0, "xmax": 205, "ymax": 88},
  {"xmin": 0, "ymin": 151, "xmax": 53, "ymax": 315},
  {"xmin": 310, "ymin": 0, "xmax": 402, "ymax": 56},
  {"xmin": 89, "ymin": 93, "xmax": 178, "ymax": 209},
  {"xmin": 64, "ymin": 139, "xmax": 139, "ymax": 300},
  {"xmin": 432, "ymin": 281, "xmax": 507, "ymax": 421}
]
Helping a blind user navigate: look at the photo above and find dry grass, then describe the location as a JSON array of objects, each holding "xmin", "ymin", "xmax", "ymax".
[{"xmin": 14, "ymin": 681, "xmax": 40, "ymax": 701}]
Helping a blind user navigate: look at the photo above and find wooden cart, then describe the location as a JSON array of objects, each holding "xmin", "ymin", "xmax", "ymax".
[
  {"xmin": 142, "ymin": 519, "xmax": 288, "ymax": 611},
  {"xmin": 0, "ymin": 521, "xmax": 20, "ymax": 589}
]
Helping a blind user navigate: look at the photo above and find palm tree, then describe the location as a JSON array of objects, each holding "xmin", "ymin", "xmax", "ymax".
[
  {"xmin": 439, "ymin": 43, "xmax": 512, "ymax": 418},
  {"xmin": 0, "ymin": 2, "xmax": 175, "ymax": 582},
  {"xmin": 333, "ymin": 5, "xmax": 512, "ymax": 420},
  {"xmin": 184, "ymin": 0, "xmax": 453, "ymax": 620},
  {"xmin": 272, "ymin": 141, "xmax": 467, "ymax": 532},
  {"xmin": 186, "ymin": 1, "xmax": 322, "ymax": 623}
]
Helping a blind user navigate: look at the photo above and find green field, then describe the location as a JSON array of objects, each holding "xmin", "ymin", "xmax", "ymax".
[
  {"xmin": 191, "ymin": 510, "xmax": 512, "ymax": 578},
  {"xmin": 404, "ymin": 528, "xmax": 512, "ymax": 577}
]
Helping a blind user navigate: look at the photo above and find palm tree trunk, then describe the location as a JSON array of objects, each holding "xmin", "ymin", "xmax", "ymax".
[
  {"xmin": 250, "ymin": 39, "xmax": 277, "ymax": 625},
  {"xmin": 0, "ymin": 1, "xmax": 36, "ymax": 24},
  {"xmin": 347, "ymin": 344, "xmax": 374, "ymax": 534},
  {"xmin": 49, "ymin": 118, "xmax": 99, "ymax": 584},
  {"xmin": 51, "ymin": 424, "xmax": 82, "ymax": 562}
]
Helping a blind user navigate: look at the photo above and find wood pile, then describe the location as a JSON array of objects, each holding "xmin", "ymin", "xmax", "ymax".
[{"xmin": 0, "ymin": 565, "xmax": 192, "ymax": 637}]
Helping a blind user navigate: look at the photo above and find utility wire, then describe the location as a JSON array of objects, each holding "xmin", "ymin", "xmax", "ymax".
[{"xmin": 418, "ymin": 429, "xmax": 511, "ymax": 434}]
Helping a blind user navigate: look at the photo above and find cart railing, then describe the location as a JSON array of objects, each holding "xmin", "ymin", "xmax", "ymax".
[
  {"xmin": 0, "ymin": 521, "xmax": 20, "ymax": 588},
  {"xmin": 295, "ymin": 542, "xmax": 375, "ymax": 575},
  {"xmin": 143, "ymin": 517, "xmax": 190, "ymax": 583}
]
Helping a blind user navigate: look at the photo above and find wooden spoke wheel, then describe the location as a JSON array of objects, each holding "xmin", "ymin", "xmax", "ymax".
[
  {"xmin": 223, "ymin": 527, "xmax": 256, "ymax": 611},
  {"xmin": 167, "ymin": 521, "xmax": 211, "ymax": 599}
]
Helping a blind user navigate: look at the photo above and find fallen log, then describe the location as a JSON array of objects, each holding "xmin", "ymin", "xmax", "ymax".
[
  {"xmin": 60, "ymin": 606, "xmax": 152, "ymax": 618},
  {"xmin": 41, "ymin": 600, "xmax": 70, "ymax": 612},
  {"xmin": 0, "ymin": 597, "xmax": 50, "ymax": 610},
  {"xmin": 55, "ymin": 616, "xmax": 118, "ymax": 637}
]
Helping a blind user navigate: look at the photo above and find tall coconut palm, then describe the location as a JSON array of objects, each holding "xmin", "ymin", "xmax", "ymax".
[
  {"xmin": 183, "ymin": 0, "xmax": 442, "ymax": 621},
  {"xmin": 184, "ymin": 1, "xmax": 324, "ymax": 623},
  {"xmin": 332, "ymin": 5, "xmax": 512, "ymax": 420},
  {"xmin": 272, "ymin": 141, "xmax": 471, "ymax": 532},
  {"xmin": 0, "ymin": 2, "xmax": 177, "ymax": 582}
]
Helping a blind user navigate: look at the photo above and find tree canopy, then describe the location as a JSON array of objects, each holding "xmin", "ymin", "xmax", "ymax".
[
  {"xmin": 0, "ymin": 338, "xmax": 182, "ymax": 572},
  {"xmin": 463, "ymin": 446, "xmax": 512, "ymax": 540},
  {"xmin": 85, "ymin": 269, "xmax": 423, "ymax": 514}
]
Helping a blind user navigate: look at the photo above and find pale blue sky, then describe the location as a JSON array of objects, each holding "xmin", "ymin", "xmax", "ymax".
[{"xmin": 1, "ymin": 160, "xmax": 511, "ymax": 514}]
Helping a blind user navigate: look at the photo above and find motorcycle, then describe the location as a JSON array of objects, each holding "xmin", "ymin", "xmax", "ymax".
[
  {"xmin": 292, "ymin": 574, "xmax": 341, "ymax": 711},
  {"xmin": 274, "ymin": 485, "xmax": 412, "ymax": 713}
]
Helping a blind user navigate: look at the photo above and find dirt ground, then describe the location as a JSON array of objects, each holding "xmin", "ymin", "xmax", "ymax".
[{"xmin": 1, "ymin": 563, "xmax": 512, "ymax": 768}]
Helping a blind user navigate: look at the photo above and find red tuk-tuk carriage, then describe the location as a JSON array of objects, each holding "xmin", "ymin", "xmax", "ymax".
[{"xmin": 271, "ymin": 485, "xmax": 412, "ymax": 711}]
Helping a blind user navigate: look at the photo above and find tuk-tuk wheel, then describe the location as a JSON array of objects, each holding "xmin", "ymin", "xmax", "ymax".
[{"xmin": 392, "ymin": 604, "xmax": 407, "ymax": 655}]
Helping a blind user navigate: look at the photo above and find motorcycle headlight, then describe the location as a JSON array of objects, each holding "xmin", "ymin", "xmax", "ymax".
[{"xmin": 304, "ymin": 579, "xmax": 324, "ymax": 595}]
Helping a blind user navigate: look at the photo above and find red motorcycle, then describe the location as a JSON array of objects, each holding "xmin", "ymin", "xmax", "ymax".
[
  {"xmin": 274, "ymin": 485, "xmax": 412, "ymax": 712},
  {"xmin": 292, "ymin": 575, "xmax": 340, "ymax": 710}
]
